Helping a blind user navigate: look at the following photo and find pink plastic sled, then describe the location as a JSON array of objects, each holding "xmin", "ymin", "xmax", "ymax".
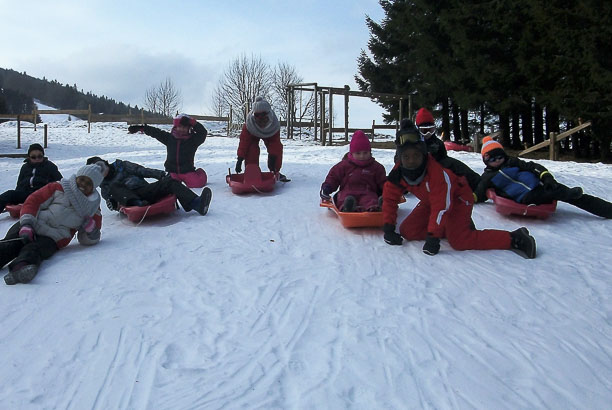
[
  {"xmin": 226, "ymin": 164, "xmax": 276, "ymax": 194},
  {"xmin": 4, "ymin": 204, "xmax": 22, "ymax": 218},
  {"xmin": 486, "ymin": 189, "xmax": 556, "ymax": 219},
  {"xmin": 444, "ymin": 141, "xmax": 474, "ymax": 152},
  {"xmin": 119, "ymin": 195, "xmax": 177, "ymax": 222}
]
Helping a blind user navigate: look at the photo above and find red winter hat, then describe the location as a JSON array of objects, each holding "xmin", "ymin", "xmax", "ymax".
[
  {"xmin": 349, "ymin": 130, "xmax": 371, "ymax": 153},
  {"xmin": 415, "ymin": 108, "xmax": 434, "ymax": 126}
]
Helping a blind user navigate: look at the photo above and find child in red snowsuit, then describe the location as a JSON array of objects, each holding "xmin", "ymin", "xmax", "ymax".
[
  {"xmin": 320, "ymin": 130, "xmax": 387, "ymax": 211},
  {"xmin": 235, "ymin": 96, "xmax": 287, "ymax": 181},
  {"xmin": 382, "ymin": 120, "xmax": 537, "ymax": 258}
]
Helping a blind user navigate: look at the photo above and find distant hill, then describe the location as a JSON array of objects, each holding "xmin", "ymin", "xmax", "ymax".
[{"xmin": 0, "ymin": 67, "xmax": 155, "ymax": 117}]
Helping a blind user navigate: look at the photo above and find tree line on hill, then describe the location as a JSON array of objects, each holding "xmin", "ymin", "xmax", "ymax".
[
  {"xmin": 356, "ymin": 0, "xmax": 611, "ymax": 160},
  {"xmin": 0, "ymin": 67, "xmax": 158, "ymax": 120}
]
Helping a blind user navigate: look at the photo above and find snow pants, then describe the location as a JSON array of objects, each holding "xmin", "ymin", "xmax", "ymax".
[
  {"xmin": 399, "ymin": 199, "xmax": 512, "ymax": 250},
  {"xmin": 109, "ymin": 178, "xmax": 198, "ymax": 211},
  {"xmin": 0, "ymin": 222, "xmax": 58, "ymax": 271},
  {"xmin": 243, "ymin": 133, "xmax": 283, "ymax": 172},
  {"xmin": 338, "ymin": 191, "xmax": 380, "ymax": 211},
  {"xmin": 523, "ymin": 184, "xmax": 612, "ymax": 218},
  {"xmin": 170, "ymin": 168, "xmax": 207, "ymax": 188},
  {"xmin": 0, "ymin": 189, "xmax": 30, "ymax": 213}
]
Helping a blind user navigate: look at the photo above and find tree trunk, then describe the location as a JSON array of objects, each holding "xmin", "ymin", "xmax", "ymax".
[
  {"xmin": 460, "ymin": 109, "xmax": 469, "ymax": 144},
  {"xmin": 511, "ymin": 110, "xmax": 521, "ymax": 148},
  {"xmin": 452, "ymin": 102, "xmax": 461, "ymax": 142},
  {"xmin": 441, "ymin": 98, "xmax": 450, "ymax": 141},
  {"xmin": 533, "ymin": 102, "xmax": 544, "ymax": 144},
  {"xmin": 499, "ymin": 111, "xmax": 511, "ymax": 147},
  {"xmin": 521, "ymin": 103, "xmax": 533, "ymax": 147}
]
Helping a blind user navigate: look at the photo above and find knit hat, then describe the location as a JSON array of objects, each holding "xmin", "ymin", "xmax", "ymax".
[
  {"xmin": 252, "ymin": 96, "xmax": 271, "ymax": 113},
  {"xmin": 481, "ymin": 136, "xmax": 505, "ymax": 159},
  {"xmin": 76, "ymin": 164, "xmax": 104, "ymax": 188},
  {"xmin": 173, "ymin": 113, "xmax": 194, "ymax": 128},
  {"xmin": 415, "ymin": 108, "xmax": 434, "ymax": 126},
  {"xmin": 396, "ymin": 119, "xmax": 427, "ymax": 155},
  {"xmin": 349, "ymin": 130, "xmax": 371, "ymax": 153},
  {"xmin": 28, "ymin": 143, "xmax": 44, "ymax": 155}
]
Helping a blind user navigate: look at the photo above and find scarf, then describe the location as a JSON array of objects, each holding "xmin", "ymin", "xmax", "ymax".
[
  {"xmin": 246, "ymin": 110, "xmax": 280, "ymax": 139},
  {"xmin": 171, "ymin": 127, "xmax": 192, "ymax": 140},
  {"xmin": 61, "ymin": 176, "xmax": 101, "ymax": 218}
]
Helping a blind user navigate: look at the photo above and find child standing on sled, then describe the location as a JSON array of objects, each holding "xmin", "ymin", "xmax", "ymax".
[
  {"xmin": 128, "ymin": 114, "xmax": 208, "ymax": 188},
  {"xmin": 320, "ymin": 130, "xmax": 387, "ymax": 212},
  {"xmin": 382, "ymin": 121, "xmax": 537, "ymax": 258},
  {"xmin": 473, "ymin": 136, "xmax": 612, "ymax": 218},
  {"xmin": 1, "ymin": 164, "xmax": 104, "ymax": 285}
]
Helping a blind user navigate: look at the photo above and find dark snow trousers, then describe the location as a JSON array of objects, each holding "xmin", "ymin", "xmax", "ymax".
[
  {"xmin": 0, "ymin": 222, "xmax": 58, "ymax": 271},
  {"xmin": 0, "ymin": 189, "xmax": 31, "ymax": 213},
  {"xmin": 110, "ymin": 177, "xmax": 198, "ymax": 211},
  {"xmin": 522, "ymin": 184, "xmax": 612, "ymax": 218}
]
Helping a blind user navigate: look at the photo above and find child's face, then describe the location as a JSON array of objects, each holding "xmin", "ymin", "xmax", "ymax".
[
  {"xmin": 352, "ymin": 150, "xmax": 371, "ymax": 161},
  {"xmin": 400, "ymin": 148, "xmax": 424, "ymax": 169},
  {"xmin": 76, "ymin": 176, "xmax": 94, "ymax": 196},
  {"xmin": 253, "ymin": 111, "xmax": 269, "ymax": 127},
  {"xmin": 485, "ymin": 154, "xmax": 505, "ymax": 168},
  {"xmin": 175, "ymin": 124, "xmax": 190, "ymax": 135},
  {"xmin": 28, "ymin": 150, "xmax": 44, "ymax": 164}
]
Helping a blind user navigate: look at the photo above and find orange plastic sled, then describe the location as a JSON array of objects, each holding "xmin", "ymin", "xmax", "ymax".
[
  {"xmin": 119, "ymin": 195, "xmax": 178, "ymax": 222},
  {"xmin": 226, "ymin": 164, "xmax": 276, "ymax": 194},
  {"xmin": 320, "ymin": 195, "xmax": 405, "ymax": 228},
  {"xmin": 486, "ymin": 189, "xmax": 556, "ymax": 219},
  {"xmin": 4, "ymin": 204, "xmax": 22, "ymax": 218}
]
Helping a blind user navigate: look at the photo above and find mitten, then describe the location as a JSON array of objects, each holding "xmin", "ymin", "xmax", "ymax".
[
  {"xmin": 127, "ymin": 125, "xmax": 144, "ymax": 134},
  {"xmin": 156, "ymin": 170, "xmax": 169, "ymax": 180},
  {"xmin": 267, "ymin": 155, "xmax": 277, "ymax": 172},
  {"xmin": 383, "ymin": 223, "xmax": 403, "ymax": 245},
  {"xmin": 235, "ymin": 157, "xmax": 244, "ymax": 173},
  {"xmin": 19, "ymin": 225, "xmax": 35, "ymax": 243},
  {"xmin": 82, "ymin": 217, "xmax": 96, "ymax": 233},
  {"xmin": 320, "ymin": 184, "xmax": 333, "ymax": 201},
  {"xmin": 540, "ymin": 173, "xmax": 558, "ymax": 190},
  {"xmin": 422, "ymin": 234, "xmax": 441, "ymax": 256},
  {"xmin": 106, "ymin": 198, "xmax": 119, "ymax": 211}
]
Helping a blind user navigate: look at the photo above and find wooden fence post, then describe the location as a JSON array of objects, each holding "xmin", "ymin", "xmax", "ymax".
[
  {"xmin": 313, "ymin": 84, "xmax": 318, "ymax": 142},
  {"xmin": 33, "ymin": 108, "xmax": 37, "ymax": 131},
  {"xmin": 17, "ymin": 115, "xmax": 21, "ymax": 149},
  {"xmin": 320, "ymin": 91, "xmax": 326, "ymax": 146},
  {"xmin": 228, "ymin": 105, "xmax": 233, "ymax": 137},
  {"xmin": 141, "ymin": 108, "xmax": 145, "ymax": 124},
  {"xmin": 44, "ymin": 124, "xmax": 48, "ymax": 148},
  {"xmin": 372, "ymin": 120, "xmax": 375, "ymax": 139},
  {"xmin": 399, "ymin": 98, "xmax": 404, "ymax": 123},
  {"xmin": 344, "ymin": 85, "xmax": 350, "ymax": 142},
  {"xmin": 549, "ymin": 132, "xmax": 557, "ymax": 160},
  {"xmin": 328, "ymin": 89, "xmax": 333, "ymax": 145},
  {"xmin": 88, "ymin": 104, "xmax": 92, "ymax": 133}
]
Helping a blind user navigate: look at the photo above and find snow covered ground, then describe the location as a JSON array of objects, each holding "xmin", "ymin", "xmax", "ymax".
[{"xmin": 1, "ymin": 107, "xmax": 611, "ymax": 409}]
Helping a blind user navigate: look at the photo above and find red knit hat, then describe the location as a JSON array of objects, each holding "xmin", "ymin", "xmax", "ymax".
[
  {"xmin": 415, "ymin": 108, "xmax": 434, "ymax": 126},
  {"xmin": 481, "ymin": 136, "xmax": 505, "ymax": 158},
  {"xmin": 350, "ymin": 130, "xmax": 371, "ymax": 153}
]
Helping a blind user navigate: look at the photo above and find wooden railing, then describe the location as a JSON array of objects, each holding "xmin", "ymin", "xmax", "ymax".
[{"xmin": 519, "ymin": 122, "xmax": 591, "ymax": 160}]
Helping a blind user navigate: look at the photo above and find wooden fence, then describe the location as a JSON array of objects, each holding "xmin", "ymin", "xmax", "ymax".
[{"xmin": 518, "ymin": 122, "xmax": 592, "ymax": 160}]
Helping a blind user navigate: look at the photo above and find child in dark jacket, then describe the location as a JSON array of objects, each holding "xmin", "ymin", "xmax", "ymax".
[
  {"xmin": 414, "ymin": 108, "xmax": 481, "ymax": 191},
  {"xmin": 128, "ymin": 114, "xmax": 208, "ymax": 188},
  {"xmin": 0, "ymin": 143, "xmax": 63, "ymax": 213},
  {"xmin": 473, "ymin": 137, "xmax": 612, "ymax": 218},
  {"xmin": 382, "ymin": 121, "xmax": 537, "ymax": 258},
  {"xmin": 320, "ymin": 130, "xmax": 387, "ymax": 212},
  {"xmin": 1, "ymin": 164, "xmax": 104, "ymax": 285}
]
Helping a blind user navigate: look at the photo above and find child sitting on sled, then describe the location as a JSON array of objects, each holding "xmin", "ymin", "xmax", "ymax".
[
  {"xmin": 382, "ymin": 120, "xmax": 537, "ymax": 258},
  {"xmin": 320, "ymin": 130, "xmax": 387, "ymax": 212},
  {"xmin": 1, "ymin": 164, "xmax": 104, "ymax": 285},
  {"xmin": 473, "ymin": 136, "xmax": 612, "ymax": 218},
  {"xmin": 128, "ymin": 114, "xmax": 208, "ymax": 188}
]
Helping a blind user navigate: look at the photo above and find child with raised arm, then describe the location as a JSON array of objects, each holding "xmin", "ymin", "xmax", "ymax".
[
  {"xmin": 128, "ymin": 114, "xmax": 208, "ymax": 188},
  {"xmin": 320, "ymin": 130, "xmax": 387, "ymax": 212},
  {"xmin": 382, "ymin": 121, "xmax": 537, "ymax": 258}
]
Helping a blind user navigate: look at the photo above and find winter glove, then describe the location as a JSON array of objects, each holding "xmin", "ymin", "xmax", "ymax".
[
  {"xmin": 235, "ymin": 157, "xmax": 244, "ymax": 173},
  {"xmin": 128, "ymin": 125, "xmax": 145, "ymax": 134},
  {"xmin": 179, "ymin": 116, "xmax": 196, "ymax": 127},
  {"xmin": 19, "ymin": 224, "xmax": 35, "ymax": 243},
  {"xmin": 383, "ymin": 223, "xmax": 403, "ymax": 246},
  {"xmin": 267, "ymin": 155, "xmax": 277, "ymax": 172},
  {"xmin": 540, "ymin": 173, "xmax": 558, "ymax": 190},
  {"xmin": 106, "ymin": 198, "xmax": 119, "ymax": 211},
  {"xmin": 82, "ymin": 217, "xmax": 97, "ymax": 233},
  {"xmin": 156, "ymin": 170, "xmax": 169, "ymax": 180},
  {"xmin": 85, "ymin": 227, "xmax": 101, "ymax": 241},
  {"xmin": 320, "ymin": 184, "xmax": 333, "ymax": 201},
  {"xmin": 422, "ymin": 234, "xmax": 441, "ymax": 256}
]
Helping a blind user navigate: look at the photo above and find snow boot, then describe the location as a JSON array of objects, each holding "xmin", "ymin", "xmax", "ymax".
[
  {"xmin": 278, "ymin": 173, "xmax": 291, "ymax": 183},
  {"xmin": 342, "ymin": 196, "xmax": 356, "ymax": 212},
  {"xmin": 4, "ymin": 264, "xmax": 39, "ymax": 285},
  {"xmin": 510, "ymin": 227, "xmax": 536, "ymax": 259},
  {"xmin": 192, "ymin": 187, "xmax": 212, "ymax": 216}
]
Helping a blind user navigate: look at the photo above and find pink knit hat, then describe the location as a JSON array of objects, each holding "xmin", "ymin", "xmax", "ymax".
[{"xmin": 349, "ymin": 130, "xmax": 371, "ymax": 153}]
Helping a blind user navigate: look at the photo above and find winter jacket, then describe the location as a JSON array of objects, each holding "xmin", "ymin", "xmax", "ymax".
[
  {"xmin": 383, "ymin": 156, "xmax": 473, "ymax": 238},
  {"xmin": 237, "ymin": 124, "xmax": 283, "ymax": 171},
  {"xmin": 425, "ymin": 136, "xmax": 448, "ymax": 161},
  {"xmin": 99, "ymin": 159, "xmax": 165, "ymax": 201},
  {"xmin": 19, "ymin": 182, "xmax": 102, "ymax": 248},
  {"xmin": 474, "ymin": 156, "xmax": 549, "ymax": 203},
  {"xmin": 15, "ymin": 158, "xmax": 63, "ymax": 194},
  {"xmin": 322, "ymin": 154, "xmax": 387, "ymax": 206},
  {"xmin": 142, "ymin": 123, "xmax": 207, "ymax": 174}
]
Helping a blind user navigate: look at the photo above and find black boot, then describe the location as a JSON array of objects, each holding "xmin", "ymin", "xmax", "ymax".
[
  {"xmin": 510, "ymin": 227, "xmax": 537, "ymax": 259},
  {"xmin": 4, "ymin": 264, "xmax": 39, "ymax": 285},
  {"xmin": 342, "ymin": 196, "xmax": 356, "ymax": 212},
  {"xmin": 192, "ymin": 187, "xmax": 212, "ymax": 215},
  {"xmin": 566, "ymin": 194, "xmax": 612, "ymax": 218}
]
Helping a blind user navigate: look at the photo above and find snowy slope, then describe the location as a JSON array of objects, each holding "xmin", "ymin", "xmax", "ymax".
[{"xmin": 0, "ymin": 115, "xmax": 611, "ymax": 409}]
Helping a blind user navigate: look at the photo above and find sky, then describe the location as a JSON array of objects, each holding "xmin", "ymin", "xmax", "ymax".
[{"xmin": 1, "ymin": 0, "xmax": 390, "ymax": 128}]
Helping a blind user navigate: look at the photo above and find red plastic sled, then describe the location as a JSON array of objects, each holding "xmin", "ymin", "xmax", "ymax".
[
  {"xmin": 226, "ymin": 164, "xmax": 276, "ymax": 194},
  {"xmin": 444, "ymin": 141, "xmax": 474, "ymax": 152},
  {"xmin": 5, "ymin": 204, "xmax": 22, "ymax": 218},
  {"xmin": 119, "ymin": 195, "xmax": 177, "ymax": 222},
  {"xmin": 486, "ymin": 189, "xmax": 556, "ymax": 219},
  {"xmin": 320, "ymin": 195, "xmax": 405, "ymax": 228}
]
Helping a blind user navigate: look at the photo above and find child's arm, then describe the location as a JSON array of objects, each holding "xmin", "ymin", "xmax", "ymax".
[
  {"xmin": 382, "ymin": 180, "xmax": 405, "ymax": 245},
  {"xmin": 129, "ymin": 125, "xmax": 171, "ymax": 146},
  {"xmin": 77, "ymin": 211, "xmax": 102, "ymax": 246},
  {"xmin": 473, "ymin": 170, "xmax": 497, "ymax": 203}
]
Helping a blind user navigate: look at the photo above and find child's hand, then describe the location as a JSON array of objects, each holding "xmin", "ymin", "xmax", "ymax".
[
  {"xmin": 422, "ymin": 235, "xmax": 440, "ymax": 255},
  {"xmin": 19, "ymin": 225, "xmax": 35, "ymax": 243},
  {"xmin": 383, "ymin": 224, "xmax": 403, "ymax": 245},
  {"xmin": 128, "ymin": 125, "xmax": 144, "ymax": 134},
  {"xmin": 320, "ymin": 184, "xmax": 333, "ymax": 201},
  {"xmin": 82, "ymin": 217, "xmax": 96, "ymax": 233}
]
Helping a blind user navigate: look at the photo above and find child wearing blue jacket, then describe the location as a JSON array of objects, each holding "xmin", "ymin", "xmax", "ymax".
[{"xmin": 473, "ymin": 136, "xmax": 612, "ymax": 218}]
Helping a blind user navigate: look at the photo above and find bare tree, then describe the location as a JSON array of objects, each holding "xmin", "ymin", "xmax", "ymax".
[
  {"xmin": 272, "ymin": 62, "xmax": 315, "ymax": 125},
  {"xmin": 210, "ymin": 82, "xmax": 229, "ymax": 117},
  {"xmin": 144, "ymin": 77, "xmax": 182, "ymax": 117}
]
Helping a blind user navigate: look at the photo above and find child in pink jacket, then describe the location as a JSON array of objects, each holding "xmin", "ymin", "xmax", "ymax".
[{"xmin": 320, "ymin": 130, "xmax": 387, "ymax": 212}]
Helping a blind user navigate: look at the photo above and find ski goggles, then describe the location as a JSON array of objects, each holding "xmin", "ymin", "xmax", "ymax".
[
  {"xmin": 396, "ymin": 131, "xmax": 422, "ymax": 146},
  {"xmin": 485, "ymin": 154, "xmax": 505, "ymax": 164},
  {"xmin": 253, "ymin": 112, "xmax": 269, "ymax": 118},
  {"xmin": 29, "ymin": 154, "xmax": 44, "ymax": 160},
  {"xmin": 418, "ymin": 125, "xmax": 436, "ymax": 137}
]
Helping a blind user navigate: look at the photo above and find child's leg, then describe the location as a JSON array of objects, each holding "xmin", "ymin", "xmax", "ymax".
[
  {"xmin": 136, "ymin": 179, "xmax": 197, "ymax": 210},
  {"xmin": 5, "ymin": 235, "xmax": 57, "ymax": 284},
  {"xmin": 0, "ymin": 222, "xmax": 24, "ymax": 269},
  {"xmin": 263, "ymin": 134, "xmax": 283, "ymax": 171},
  {"xmin": 358, "ymin": 192, "xmax": 380, "ymax": 211},
  {"xmin": 170, "ymin": 169, "xmax": 207, "ymax": 188},
  {"xmin": 244, "ymin": 143, "xmax": 261, "ymax": 166},
  {"xmin": 566, "ymin": 194, "xmax": 612, "ymax": 218},
  {"xmin": 399, "ymin": 202, "xmax": 429, "ymax": 240},
  {"xmin": 445, "ymin": 200, "xmax": 512, "ymax": 250}
]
